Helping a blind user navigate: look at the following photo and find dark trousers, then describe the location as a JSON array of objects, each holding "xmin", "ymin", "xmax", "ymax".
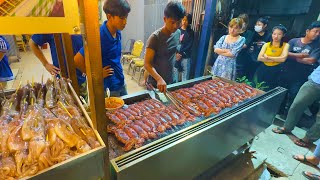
[
  {"xmin": 255, "ymin": 63, "xmax": 283, "ymax": 91},
  {"xmin": 236, "ymin": 51, "xmax": 261, "ymax": 81},
  {"xmin": 281, "ymin": 62, "xmax": 316, "ymax": 112}
]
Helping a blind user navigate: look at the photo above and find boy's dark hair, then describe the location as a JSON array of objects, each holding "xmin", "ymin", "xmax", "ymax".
[
  {"xmin": 306, "ymin": 21, "xmax": 320, "ymax": 30},
  {"xmin": 164, "ymin": 1, "xmax": 185, "ymax": 20},
  {"xmin": 103, "ymin": 0, "xmax": 131, "ymax": 17},
  {"xmin": 257, "ymin": 16, "xmax": 270, "ymax": 25},
  {"xmin": 186, "ymin": 13, "xmax": 193, "ymax": 25}
]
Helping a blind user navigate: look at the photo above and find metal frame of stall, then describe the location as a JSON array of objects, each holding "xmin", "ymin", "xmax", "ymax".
[{"xmin": 0, "ymin": 0, "xmax": 108, "ymax": 179}]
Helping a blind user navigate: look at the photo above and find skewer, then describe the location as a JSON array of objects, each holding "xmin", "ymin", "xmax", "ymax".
[
  {"xmin": 80, "ymin": 128, "xmax": 87, "ymax": 136},
  {"xmin": 0, "ymin": 84, "xmax": 6, "ymax": 100},
  {"xmin": 58, "ymin": 101, "xmax": 73, "ymax": 118},
  {"xmin": 41, "ymin": 74, "xmax": 44, "ymax": 85},
  {"xmin": 31, "ymin": 77, "xmax": 34, "ymax": 106},
  {"xmin": 58, "ymin": 101, "xmax": 86, "ymax": 136},
  {"xmin": 15, "ymin": 81, "xmax": 22, "ymax": 94},
  {"xmin": 49, "ymin": 107, "xmax": 73, "ymax": 131},
  {"xmin": 59, "ymin": 71, "xmax": 62, "ymax": 79},
  {"xmin": 49, "ymin": 109, "xmax": 58, "ymax": 118},
  {"xmin": 32, "ymin": 76, "xmax": 34, "ymax": 88},
  {"xmin": 9, "ymin": 81, "xmax": 22, "ymax": 109}
]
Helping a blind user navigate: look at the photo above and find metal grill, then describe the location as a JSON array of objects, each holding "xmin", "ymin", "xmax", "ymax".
[
  {"xmin": 114, "ymin": 87, "xmax": 286, "ymax": 169},
  {"xmin": 109, "ymin": 75, "xmax": 287, "ymax": 179}
]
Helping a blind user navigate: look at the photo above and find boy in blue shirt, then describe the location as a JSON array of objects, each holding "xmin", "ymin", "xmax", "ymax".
[
  {"xmin": 0, "ymin": 36, "xmax": 13, "ymax": 88},
  {"xmin": 29, "ymin": 34, "xmax": 87, "ymax": 96},
  {"xmin": 74, "ymin": 0, "xmax": 131, "ymax": 97}
]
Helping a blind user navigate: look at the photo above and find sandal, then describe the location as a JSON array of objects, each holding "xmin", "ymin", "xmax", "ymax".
[
  {"xmin": 272, "ymin": 127, "xmax": 291, "ymax": 134},
  {"xmin": 294, "ymin": 139, "xmax": 311, "ymax": 147},
  {"xmin": 302, "ymin": 171, "xmax": 320, "ymax": 180},
  {"xmin": 292, "ymin": 155, "xmax": 318, "ymax": 167}
]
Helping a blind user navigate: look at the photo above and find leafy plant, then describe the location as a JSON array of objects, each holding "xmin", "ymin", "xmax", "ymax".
[
  {"xmin": 236, "ymin": 76, "xmax": 252, "ymax": 86},
  {"xmin": 236, "ymin": 76, "xmax": 269, "ymax": 91},
  {"xmin": 254, "ymin": 81, "xmax": 269, "ymax": 91}
]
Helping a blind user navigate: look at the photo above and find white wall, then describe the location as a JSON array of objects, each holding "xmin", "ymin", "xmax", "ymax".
[
  {"xmin": 121, "ymin": 0, "xmax": 145, "ymax": 51},
  {"xmin": 100, "ymin": 0, "xmax": 144, "ymax": 50},
  {"xmin": 100, "ymin": 0, "xmax": 107, "ymax": 23},
  {"xmin": 99, "ymin": 0, "xmax": 144, "ymax": 51}
]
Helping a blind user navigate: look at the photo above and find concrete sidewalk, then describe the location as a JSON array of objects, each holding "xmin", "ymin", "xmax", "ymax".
[{"xmin": 250, "ymin": 124, "xmax": 319, "ymax": 179}]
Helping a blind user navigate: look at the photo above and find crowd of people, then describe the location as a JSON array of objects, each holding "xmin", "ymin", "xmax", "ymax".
[
  {"xmin": 213, "ymin": 14, "xmax": 320, "ymax": 124},
  {"xmin": 214, "ymin": 14, "xmax": 320, "ymax": 178}
]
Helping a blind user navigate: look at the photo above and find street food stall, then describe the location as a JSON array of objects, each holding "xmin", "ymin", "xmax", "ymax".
[{"xmin": 0, "ymin": 0, "xmax": 107, "ymax": 179}]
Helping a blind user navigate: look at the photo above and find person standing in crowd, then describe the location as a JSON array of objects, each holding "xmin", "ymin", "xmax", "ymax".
[
  {"xmin": 74, "ymin": 0, "xmax": 131, "ymax": 97},
  {"xmin": 236, "ymin": 13, "xmax": 254, "ymax": 79},
  {"xmin": 256, "ymin": 24, "xmax": 289, "ymax": 90},
  {"xmin": 248, "ymin": 17, "xmax": 271, "ymax": 80},
  {"xmin": 212, "ymin": 18, "xmax": 245, "ymax": 80},
  {"xmin": 0, "ymin": 36, "xmax": 13, "ymax": 88},
  {"xmin": 144, "ymin": 1, "xmax": 185, "ymax": 92},
  {"xmin": 281, "ymin": 21, "xmax": 320, "ymax": 113},
  {"xmin": 272, "ymin": 65, "xmax": 320, "ymax": 147},
  {"xmin": 173, "ymin": 13, "xmax": 194, "ymax": 83}
]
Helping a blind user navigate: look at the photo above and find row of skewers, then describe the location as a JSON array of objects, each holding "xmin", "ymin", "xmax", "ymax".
[
  {"xmin": 0, "ymin": 77, "xmax": 100, "ymax": 179},
  {"xmin": 169, "ymin": 79, "xmax": 258, "ymax": 117},
  {"xmin": 106, "ymin": 99, "xmax": 195, "ymax": 151},
  {"xmin": 106, "ymin": 79, "xmax": 258, "ymax": 152}
]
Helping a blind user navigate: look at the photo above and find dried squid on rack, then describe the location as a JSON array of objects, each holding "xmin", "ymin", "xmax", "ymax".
[{"xmin": 0, "ymin": 78, "xmax": 100, "ymax": 179}]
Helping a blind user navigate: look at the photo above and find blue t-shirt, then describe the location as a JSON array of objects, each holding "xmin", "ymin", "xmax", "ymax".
[
  {"xmin": 0, "ymin": 36, "xmax": 13, "ymax": 82},
  {"xmin": 310, "ymin": 65, "xmax": 320, "ymax": 85},
  {"xmin": 79, "ymin": 21, "xmax": 124, "ymax": 91},
  {"xmin": 31, "ymin": 34, "xmax": 86, "ymax": 84}
]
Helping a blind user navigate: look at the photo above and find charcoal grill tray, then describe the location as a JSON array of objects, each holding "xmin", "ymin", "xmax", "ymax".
[{"xmin": 107, "ymin": 76, "xmax": 265, "ymax": 159}]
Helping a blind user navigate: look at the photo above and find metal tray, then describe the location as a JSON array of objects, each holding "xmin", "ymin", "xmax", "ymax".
[
  {"xmin": 110, "ymin": 76, "xmax": 287, "ymax": 180},
  {"xmin": 107, "ymin": 91, "xmax": 205, "ymax": 159}
]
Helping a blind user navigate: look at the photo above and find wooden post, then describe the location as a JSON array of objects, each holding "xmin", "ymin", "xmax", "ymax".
[
  {"xmin": 78, "ymin": 0, "xmax": 109, "ymax": 179},
  {"xmin": 53, "ymin": 34, "xmax": 67, "ymax": 77},
  {"xmin": 62, "ymin": 33, "xmax": 80, "ymax": 95}
]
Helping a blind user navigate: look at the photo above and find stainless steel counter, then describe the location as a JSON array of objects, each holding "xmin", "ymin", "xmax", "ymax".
[{"xmin": 110, "ymin": 76, "xmax": 287, "ymax": 180}]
